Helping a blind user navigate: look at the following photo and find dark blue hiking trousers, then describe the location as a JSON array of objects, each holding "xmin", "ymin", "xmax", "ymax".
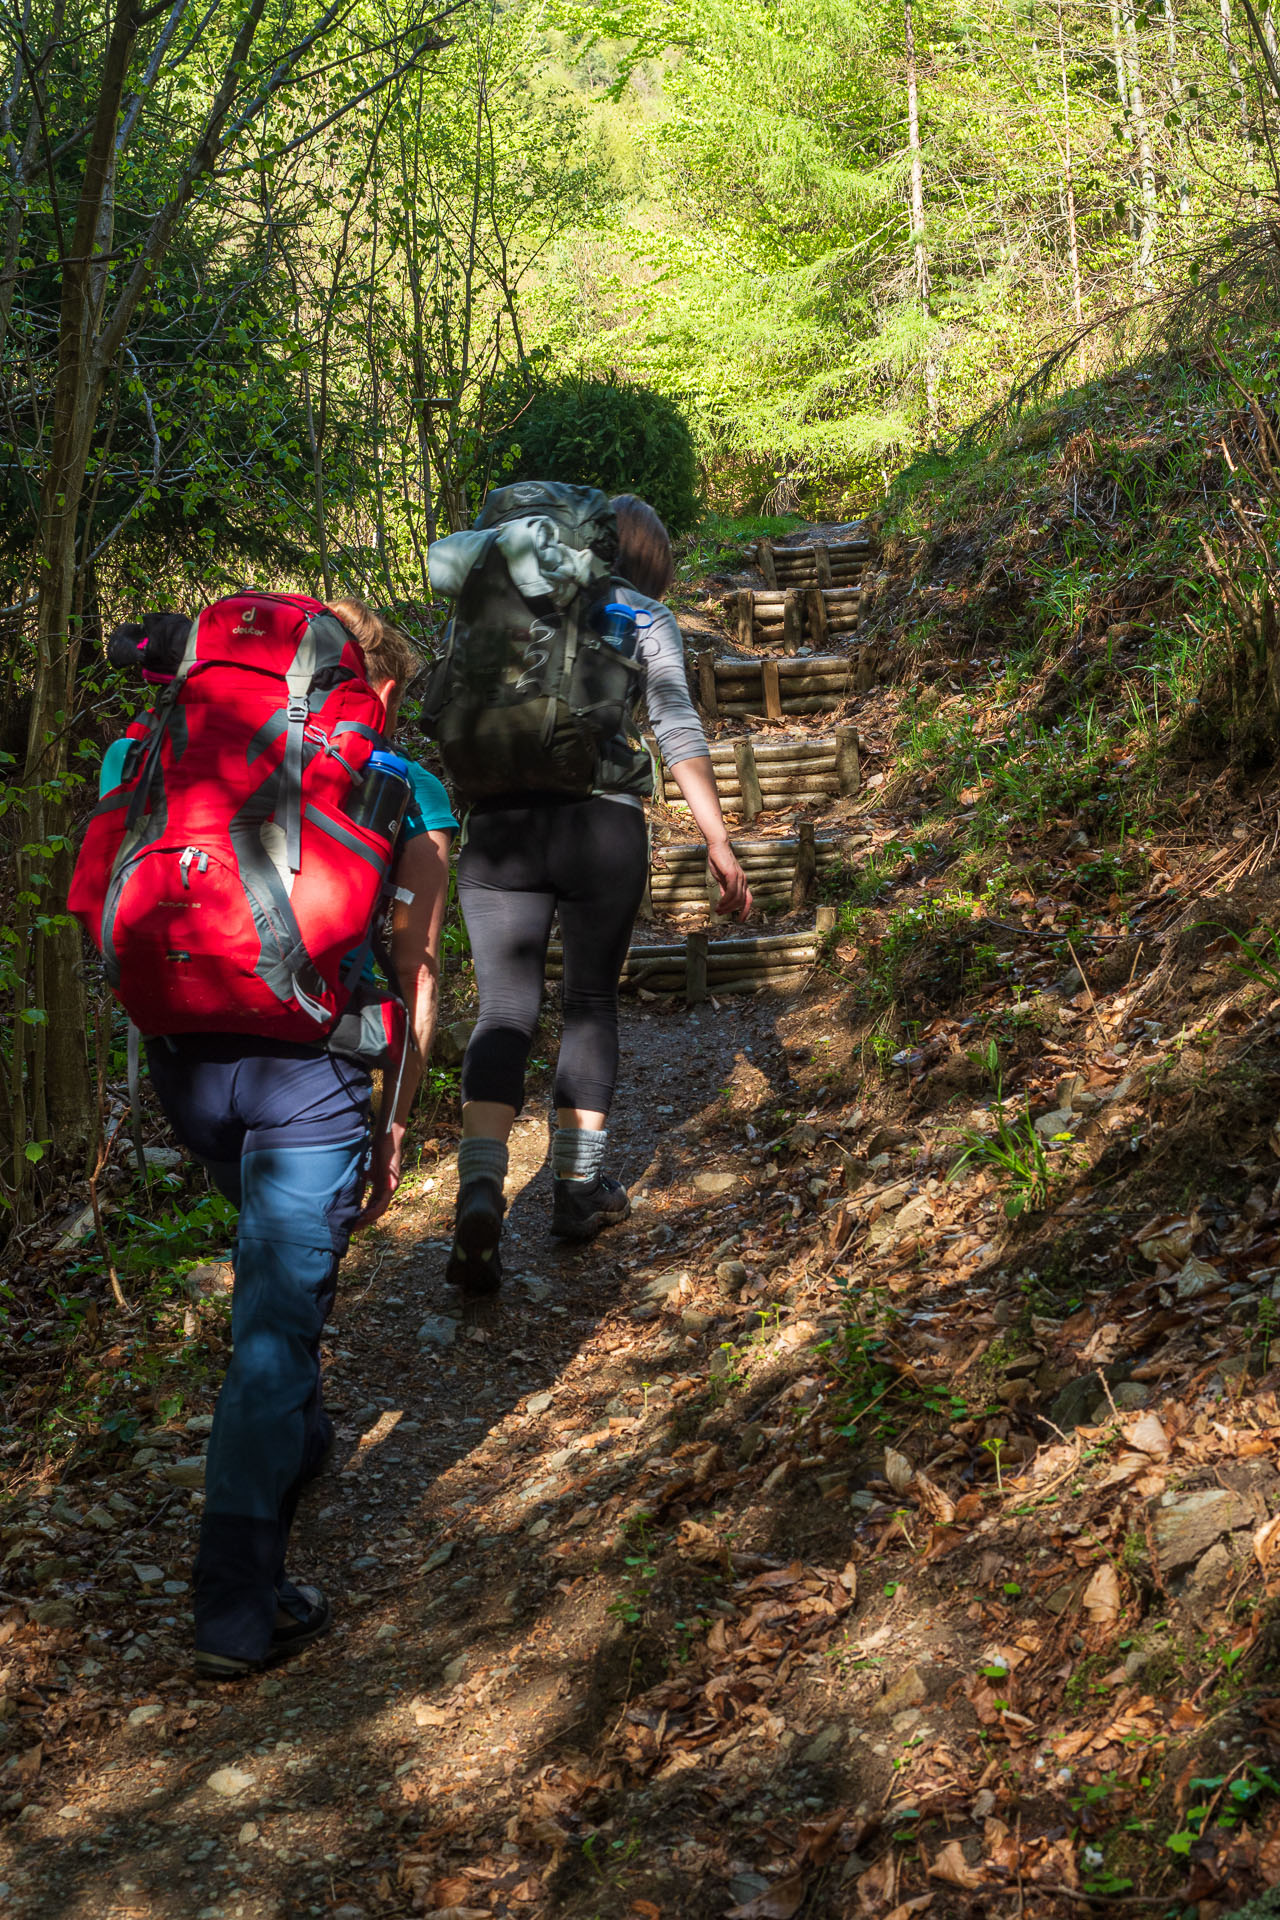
[{"xmin": 147, "ymin": 1037, "xmax": 372, "ymax": 1663}]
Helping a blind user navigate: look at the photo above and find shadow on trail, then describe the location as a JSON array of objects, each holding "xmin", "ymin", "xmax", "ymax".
[{"xmin": 6, "ymin": 997, "xmax": 795, "ymax": 1920}]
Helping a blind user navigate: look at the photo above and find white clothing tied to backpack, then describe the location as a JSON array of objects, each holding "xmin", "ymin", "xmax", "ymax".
[{"xmin": 430, "ymin": 514, "xmax": 608, "ymax": 608}]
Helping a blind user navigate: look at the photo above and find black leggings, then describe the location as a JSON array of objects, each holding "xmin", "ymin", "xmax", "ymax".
[{"xmin": 458, "ymin": 797, "xmax": 649, "ymax": 1115}]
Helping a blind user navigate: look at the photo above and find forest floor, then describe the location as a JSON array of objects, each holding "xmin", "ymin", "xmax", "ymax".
[{"xmin": 7, "ymin": 372, "xmax": 1280, "ymax": 1919}]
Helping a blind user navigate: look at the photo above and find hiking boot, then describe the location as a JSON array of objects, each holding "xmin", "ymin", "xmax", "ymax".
[
  {"xmin": 550, "ymin": 1174, "xmax": 630, "ymax": 1244},
  {"xmin": 445, "ymin": 1175, "xmax": 504, "ymax": 1297},
  {"xmin": 194, "ymin": 1582, "xmax": 332, "ymax": 1682}
]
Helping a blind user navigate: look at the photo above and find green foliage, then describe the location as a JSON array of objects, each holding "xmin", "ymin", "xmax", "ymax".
[
  {"xmin": 676, "ymin": 511, "xmax": 807, "ymax": 580},
  {"xmin": 949, "ymin": 1084, "xmax": 1058, "ymax": 1218},
  {"xmin": 1219, "ymin": 924, "xmax": 1280, "ymax": 996},
  {"xmin": 490, "ymin": 375, "xmax": 701, "ymax": 534},
  {"xmin": 819, "ymin": 1279, "xmax": 904, "ymax": 1440},
  {"xmin": 606, "ymin": 1511, "xmax": 660, "ymax": 1627}
]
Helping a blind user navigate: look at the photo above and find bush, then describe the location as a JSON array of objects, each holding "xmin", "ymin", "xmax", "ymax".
[{"xmin": 491, "ymin": 376, "xmax": 701, "ymax": 536}]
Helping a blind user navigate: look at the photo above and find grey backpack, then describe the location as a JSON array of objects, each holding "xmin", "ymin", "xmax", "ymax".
[{"xmin": 420, "ymin": 482, "xmax": 650, "ymax": 802}]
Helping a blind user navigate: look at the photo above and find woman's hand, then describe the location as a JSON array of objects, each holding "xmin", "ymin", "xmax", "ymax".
[
  {"xmin": 708, "ymin": 837, "xmax": 752, "ymax": 921},
  {"xmin": 356, "ymin": 1120, "xmax": 405, "ymax": 1229},
  {"xmin": 665, "ymin": 757, "xmax": 754, "ymax": 920}
]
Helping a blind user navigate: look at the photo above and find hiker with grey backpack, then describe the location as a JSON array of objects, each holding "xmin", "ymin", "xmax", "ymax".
[{"xmin": 421, "ymin": 485, "xmax": 751, "ymax": 1295}]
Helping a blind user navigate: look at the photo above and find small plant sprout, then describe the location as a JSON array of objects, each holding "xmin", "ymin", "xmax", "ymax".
[
  {"xmin": 1219, "ymin": 923, "xmax": 1280, "ymax": 996},
  {"xmin": 982, "ymin": 1435, "xmax": 1007, "ymax": 1492},
  {"xmin": 948, "ymin": 1073, "xmax": 1056, "ymax": 1216}
]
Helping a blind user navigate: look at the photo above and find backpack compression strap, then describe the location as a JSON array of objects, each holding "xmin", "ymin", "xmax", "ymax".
[{"xmin": 281, "ymin": 615, "xmax": 324, "ymax": 872}]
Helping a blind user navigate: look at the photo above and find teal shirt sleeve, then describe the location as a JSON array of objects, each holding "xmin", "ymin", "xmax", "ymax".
[{"xmin": 400, "ymin": 758, "xmax": 457, "ymax": 840}]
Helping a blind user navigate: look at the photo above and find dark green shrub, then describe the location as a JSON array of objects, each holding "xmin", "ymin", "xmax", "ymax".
[{"xmin": 490, "ymin": 375, "xmax": 701, "ymax": 536}]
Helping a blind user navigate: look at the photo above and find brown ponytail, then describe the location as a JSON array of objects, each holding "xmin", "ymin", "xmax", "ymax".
[{"xmin": 610, "ymin": 494, "xmax": 674, "ymax": 601}]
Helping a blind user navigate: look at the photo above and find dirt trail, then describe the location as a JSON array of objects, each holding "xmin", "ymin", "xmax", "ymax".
[{"xmin": 4, "ymin": 999, "xmax": 828, "ymax": 1920}]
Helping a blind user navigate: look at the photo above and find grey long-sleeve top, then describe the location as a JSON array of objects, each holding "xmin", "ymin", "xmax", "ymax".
[{"xmin": 615, "ymin": 583, "xmax": 709, "ymax": 773}]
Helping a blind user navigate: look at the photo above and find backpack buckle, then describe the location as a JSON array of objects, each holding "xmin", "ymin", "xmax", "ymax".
[
  {"xmin": 178, "ymin": 846, "xmax": 209, "ymax": 888},
  {"xmin": 286, "ymin": 697, "xmax": 310, "ymax": 724}
]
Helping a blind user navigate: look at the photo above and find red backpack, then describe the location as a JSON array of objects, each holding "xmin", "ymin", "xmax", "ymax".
[{"xmin": 70, "ymin": 591, "xmax": 406, "ymax": 1063}]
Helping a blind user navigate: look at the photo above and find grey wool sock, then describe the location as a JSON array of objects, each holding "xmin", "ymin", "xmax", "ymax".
[
  {"xmin": 457, "ymin": 1137, "xmax": 509, "ymax": 1186},
  {"xmin": 552, "ymin": 1126, "xmax": 608, "ymax": 1183}
]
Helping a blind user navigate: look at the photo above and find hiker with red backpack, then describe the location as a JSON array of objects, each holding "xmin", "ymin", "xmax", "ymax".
[
  {"xmin": 421, "ymin": 486, "xmax": 751, "ymax": 1294},
  {"xmin": 71, "ymin": 595, "xmax": 454, "ymax": 1678}
]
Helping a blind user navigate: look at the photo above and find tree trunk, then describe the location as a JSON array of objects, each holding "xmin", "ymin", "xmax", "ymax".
[
  {"xmin": 1121, "ymin": 0, "xmax": 1159, "ymax": 289},
  {"xmin": 1056, "ymin": 0, "xmax": 1084, "ymax": 323},
  {"xmin": 1163, "ymin": 0, "xmax": 1192, "ymax": 215},
  {"xmin": 301, "ymin": 365, "xmax": 333, "ymax": 601},
  {"xmin": 904, "ymin": 0, "xmax": 937, "ymax": 433},
  {"xmin": 20, "ymin": 2, "xmax": 140, "ymax": 1174},
  {"xmin": 1221, "ymin": 0, "xmax": 1255, "ymax": 160},
  {"xmin": 1109, "ymin": 0, "xmax": 1130, "ymax": 111}
]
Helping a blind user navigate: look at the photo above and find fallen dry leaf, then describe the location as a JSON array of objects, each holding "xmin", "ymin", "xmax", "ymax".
[
  {"xmin": 1029, "ymin": 1836, "xmax": 1079, "ymax": 1888},
  {"xmin": 985, "ymin": 1819, "xmax": 1020, "ymax": 1874},
  {"xmin": 1127, "ymin": 1411, "xmax": 1169, "ymax": 1456},
  {"xmin": 1260, "ymin": 1830, "xmax": 1280, "ymax": 1888},
  {"xmin": 1082, "ymin": 1562, "xmax": 1121, "ymax": 1629},
  {"xmin": 927, "ymin": 1840, "xmax": 984, "ymax": 1889},
  {"xmin": 1135, "ymin": 1213, "xmax": 1198, "ymax": 1265},
  {"xmin": 797, "ymin": 1810, "xmax": 845, "ymax": 1867},
  {"xmin": 411, "ymin": 1700, "xmax": 450, "ymax": 1728},
  {"xmin": 883, "ymin": 1901, "xmax": 933, "ymax": 1920},
  {"xmin": 885, "ymin": 1446, "xmax": 913, "ymax": 1496},
  {"xmin": 856, "ymin": 1853, "xmax": 897, "ymax": 1910},
  {"xmin": 429, "ymin": 1879, "xmax": 475, "ymax": 1908},
  {"xmin": 630, "ymin": 1903, "xmax": 662, "ymax": 1920},
  {"xmin": 724, "ymin": 1870, "xmax": 806, "ymax": 1919},
  {"xmin": 1081, "ymin": 1321, "xmax": 1123, "ymax": 1365},
  {"xmin": 675, "ymin": 1520, "xmax": 721, "ymax": 1561},
  {"xmin": 911, "ymin": 1471, "xmax": 956, "ymax": 1525},
  {"xmin": 1255, "ymin": 1514, "xmax": 1280, "ymax": 1576}
]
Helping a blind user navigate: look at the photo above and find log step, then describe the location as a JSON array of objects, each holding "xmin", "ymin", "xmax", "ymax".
[
  {"xmin": 546, "ymin": 919, "xmax": 834, "ymax": 1000},
  {"xmin": 659, "ymin": 730, "xmax": 859, "ymax": 823},
  {"xmin": 723, "ymin": 580, "xmax": 874, "ymax": 651},
  {"xmin": 694, "ymin": 650, "xmax": 857, "ymax": 719},
  {"xmin": 648, "ymin": 827, "xmax": 848, "ymax": 914},
  {"xmin": 754, "ymin": 537, "xmax": 875, "ymax": 594}
]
